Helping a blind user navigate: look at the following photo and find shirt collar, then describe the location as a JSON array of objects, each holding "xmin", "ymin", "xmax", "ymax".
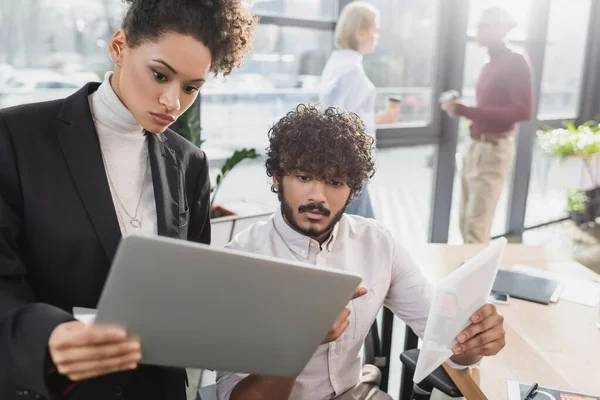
[
  {"xmin": 331, "ymin": 49, "xmax": 364, "ymax": 64},
  {"xmin": 325, "ymin": 220, "xmax": 340, "ymax": 252},
  {"xmin": 273, "ymin": 207, "xmax": 340, "ymax": 256},
  {"xmin": 89, "ymin": 71, "xmax": 143, "ymax": 135}
]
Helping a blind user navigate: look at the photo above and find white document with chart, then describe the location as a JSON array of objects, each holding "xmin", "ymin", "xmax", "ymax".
[{"xmin": 413, "ymin": 237, "xmax": 507, "ymax": 383}]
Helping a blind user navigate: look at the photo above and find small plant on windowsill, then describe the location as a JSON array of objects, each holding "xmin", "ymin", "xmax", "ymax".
[
  {"xmin": 537, "ymin": 120, "xmax": 600, "ymax": 225},
  {"xmin": 566, "ymin": 188, "xmax": 588, "ymax": 226},
  {"xmin": 175, "ymin": 99, "xmax": 204, "ymax": 147},
  {"xmin": 537, "ymin": 120, "xmax": 600, "ymax": 160},
  {"xmin": 173, "ymin": 101, "xmax": 258, "ymax": 219},
  {"xmin": 209, "ymin": 148, "xmax": 258, "ymax": 219}
]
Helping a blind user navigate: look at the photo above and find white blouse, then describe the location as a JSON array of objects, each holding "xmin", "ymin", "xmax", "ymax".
[{"xmin": 319, "ymin": 49, "xmax": 377, "ymax": 137}]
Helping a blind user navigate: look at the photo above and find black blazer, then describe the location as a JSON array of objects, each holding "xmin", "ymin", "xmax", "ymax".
[{"xmin": 0, "ymin": 83, "xmax": 211, "ymax": 399}]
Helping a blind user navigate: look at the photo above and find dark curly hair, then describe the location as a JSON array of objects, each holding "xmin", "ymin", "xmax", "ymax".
[
  {"xmin": 266, "ymin": 104, "xmax": 375, "ymax": 199},
  {"xmin": 122, "ymin": 0, "xmax": 257, "ymax": 76}
]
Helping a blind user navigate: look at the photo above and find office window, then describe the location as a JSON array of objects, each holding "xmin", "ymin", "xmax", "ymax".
[
  {"xmin": 363, "ymin": 0, "xmax": 438, "ymax": 125},
  {"xmin": 537, "ymin": 0, "xmax": 591, "ymax": 119},
  {"xmin": 201, "ymin": 0, "xmax": 442, "ymax": 157},
  {"xmin": 0, "ymin": 0, "xmax": 124, "ymax": 108},
  {"xmin": 525, "ymin": 146, "xmax": 584, "ymax": 227},
  {"xmin": 200, "ymin": 25, "xmax": 333, "ymax": 156},
  {"xmin": 249, "ymin": 0, "xmax": 337, "ymax": 20},
  {"xmin": 525, "ymin": 0, "xmax": 593, "ymax": 226}
]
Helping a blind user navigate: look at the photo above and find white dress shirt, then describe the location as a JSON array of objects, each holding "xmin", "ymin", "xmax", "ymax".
[
  {"xmin": 216, "ymin": 210, "xmax": 437, "ymax": 400},
  {"xmin": 319, "ymin": 49, "xmax": 377, "ymax": 136}
]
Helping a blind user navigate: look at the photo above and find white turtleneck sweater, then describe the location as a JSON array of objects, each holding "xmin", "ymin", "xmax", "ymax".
[{"xmin": 89, "ymin": 72, "xmax": 158, "ymax": 236}]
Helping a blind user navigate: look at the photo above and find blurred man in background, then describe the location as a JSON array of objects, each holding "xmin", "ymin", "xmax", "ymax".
[{"xmin": 442, "ymin": 7, "xmax": 533, "ymax": 243}]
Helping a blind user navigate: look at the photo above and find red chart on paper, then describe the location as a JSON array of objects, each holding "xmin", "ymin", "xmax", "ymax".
[{"xmin": 561, "ymin": 394, "xmax": 597, "ymax": 400}]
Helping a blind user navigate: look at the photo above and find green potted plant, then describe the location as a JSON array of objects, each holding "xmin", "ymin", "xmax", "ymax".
[
  {"xmin": 172, "ymin": 102, "xmax": 258, "ymax": 219},
  {"xmin": 175, "ymin": 100, "xmax": 203, "ymax": 147},
  {"xmin": 209, "ymin": 148, "xmax": 258, "ymax": 218},
  {"xmin": 537, "ymin": 120, "xmax": 600, "ymax": 160},
  {"xmin": 566, "ymin": 188, "xmax": 587, "ymax": 225},
  {"xmin": 537, "ymin": 120, "xmax": 600, "ymax": 224}
]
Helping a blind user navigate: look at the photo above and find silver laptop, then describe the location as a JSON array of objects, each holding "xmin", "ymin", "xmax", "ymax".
[{"xmin": 93, "ymin": 234, "xmax": 362, "ymax": 377}]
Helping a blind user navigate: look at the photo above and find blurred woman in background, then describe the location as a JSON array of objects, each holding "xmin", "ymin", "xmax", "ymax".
[{"xmin": 319, "ymin": 1, "xmax": 399, "ymax": 219}]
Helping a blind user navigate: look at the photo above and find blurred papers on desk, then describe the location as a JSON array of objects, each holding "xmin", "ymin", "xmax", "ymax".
[
  {"xmin": 493, "ymin": 268, "xmax": 559, "ymax": 304},
  {"xmin": 511, "ymin": 264, "xmax": 600, "ymax": 308}
]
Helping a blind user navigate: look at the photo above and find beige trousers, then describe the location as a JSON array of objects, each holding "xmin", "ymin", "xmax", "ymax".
[
  {"xmin": 334, "ymin": 365, "xmax": 393, "ymax": 400},
  {"xmin": 459, "ymin": 136, "xmax": 515, "ymax": 244}
]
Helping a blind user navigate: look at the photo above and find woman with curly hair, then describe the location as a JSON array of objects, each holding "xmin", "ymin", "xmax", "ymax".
[{"xmin": 0, "ymin": 1, "xmax": 256, "ymax": 399}]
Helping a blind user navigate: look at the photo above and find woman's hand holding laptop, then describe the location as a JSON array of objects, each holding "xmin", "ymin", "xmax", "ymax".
[{"xmin": 48, "ymin": 320, "xmax": 142, "ymax": 382}]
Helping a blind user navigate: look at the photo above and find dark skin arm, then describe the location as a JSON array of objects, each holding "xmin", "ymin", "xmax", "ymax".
[{"xmin": 449, "ymin": 303, "xmax": 506, "ymax": 366}]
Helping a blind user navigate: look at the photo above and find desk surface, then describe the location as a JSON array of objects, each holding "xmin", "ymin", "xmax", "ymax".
[{"xmin": 412, "ymin": 244, "xmax": 600, "ymax": 399}]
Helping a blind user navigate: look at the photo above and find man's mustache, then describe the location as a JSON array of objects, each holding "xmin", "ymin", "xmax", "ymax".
[{"xmin": 298, "ymin": 203, "xmax": 331, "ymax": 217}]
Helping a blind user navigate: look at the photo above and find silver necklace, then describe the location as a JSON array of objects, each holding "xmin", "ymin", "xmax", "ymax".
[{"xmin": 100, "ymin": 148, "xmax": 149, "ymax": 230}]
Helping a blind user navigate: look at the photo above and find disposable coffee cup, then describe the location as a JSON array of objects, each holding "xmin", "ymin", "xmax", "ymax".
[{"xmin": 387, "ymin": 96, "xmax": 402, "ymax": 111}]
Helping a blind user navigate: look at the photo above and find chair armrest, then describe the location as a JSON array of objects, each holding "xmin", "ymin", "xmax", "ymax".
[
  {"xmin": 442, "ymin": 363, "xmax": 487, "ymax": 400},
  {"xmin": 399, "ymin": 349, "xmax": 463, "ymax": 397}
]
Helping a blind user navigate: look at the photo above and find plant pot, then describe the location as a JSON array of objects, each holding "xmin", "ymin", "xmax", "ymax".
[
  {"xmin": 584, "ymin": 186, "xmax": 600, "ymax": 223},
  {"xmin": 210, "ymin": 205, "xmax": 236, "ymax": 219},
  {"xmin": 569, "ymin": 211, "xmax": 585, "ymax": 226}
]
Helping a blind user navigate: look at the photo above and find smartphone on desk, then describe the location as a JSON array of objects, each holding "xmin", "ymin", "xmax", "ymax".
[{"xmin": 489, "ymin": 292, "xmax": 510, "ymax": 305}]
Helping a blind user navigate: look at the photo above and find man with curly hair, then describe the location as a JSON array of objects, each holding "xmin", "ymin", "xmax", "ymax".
[
  {"xmin": 0, "ymin": 1, "xmax": 256, "ymax": 399},
  {"xmin": 216, "ymin": 105, "xmax": 506, "ymax": 400}
]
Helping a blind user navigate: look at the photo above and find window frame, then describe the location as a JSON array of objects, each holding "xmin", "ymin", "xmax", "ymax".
[{"xmin": 197, "ymin": 0, "xmax": 600, "ymax": 238}]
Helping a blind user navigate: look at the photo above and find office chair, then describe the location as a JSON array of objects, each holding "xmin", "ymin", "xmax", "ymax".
[
  {"xmin": 397, "ymin": 326, "xmax": 463, "ymax": 400},
  {"xmin": 197, "ymin": 321, "xmax": 462, "ymax": 400},
  {"xmin": 399, "ymin": 349, "xmax": 463, "ymax": 399}
]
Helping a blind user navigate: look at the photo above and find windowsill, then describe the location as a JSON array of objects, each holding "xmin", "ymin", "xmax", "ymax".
[
  {"xmin": 376, "ymin": 121, "xmax": 431, "ymax": 130},
  {"xmin": 537, "ymin": 114, "xmax": 578, "ymax": 122}
]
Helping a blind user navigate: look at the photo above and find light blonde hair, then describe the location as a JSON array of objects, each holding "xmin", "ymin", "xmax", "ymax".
[{"xmin": 334, "ymin": 1, "xmax": 379, "ymax": 51}]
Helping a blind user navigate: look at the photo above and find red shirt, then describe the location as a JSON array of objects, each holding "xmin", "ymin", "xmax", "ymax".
[{"xmin": 455, "ymin": 45, "xmax": 533, "ymax": 137}]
